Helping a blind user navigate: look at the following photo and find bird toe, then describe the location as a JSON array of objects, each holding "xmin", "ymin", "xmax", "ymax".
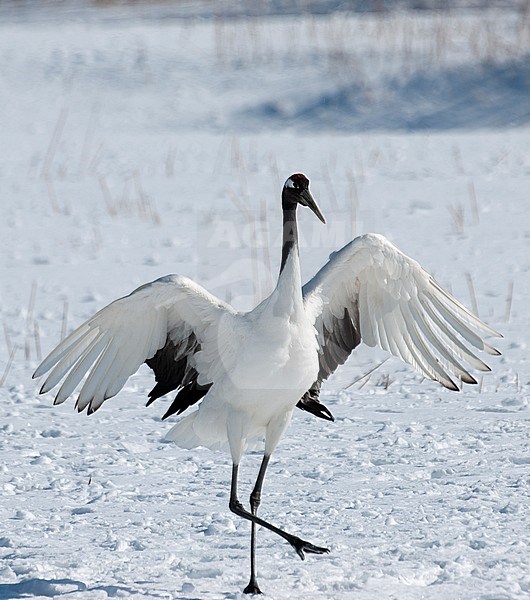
[{"xmin": 289, "ymin": 536, "xmax": 330, "ymax": 560}]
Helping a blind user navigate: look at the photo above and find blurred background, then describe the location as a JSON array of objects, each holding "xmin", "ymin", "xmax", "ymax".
[
  {"xmin": 1, "ymin": 0, "xmax": 528, "ymax": 363},
  {"xmin": 2, "ymin": 0, "xmax": 528, "ymax": 133},
  {"xmin": 1, "ymin": 4, "xmax": 529, "ymax": 598}
]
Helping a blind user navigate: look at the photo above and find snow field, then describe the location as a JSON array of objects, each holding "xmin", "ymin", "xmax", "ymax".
[{"xmin": 1, "ymin": 5, "xmax": 529, "ymax": 599}]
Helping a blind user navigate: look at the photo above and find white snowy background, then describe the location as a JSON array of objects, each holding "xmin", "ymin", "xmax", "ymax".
[{"xmin": 0, "ymin": 1, "xmax": 529, "ymax": 598}]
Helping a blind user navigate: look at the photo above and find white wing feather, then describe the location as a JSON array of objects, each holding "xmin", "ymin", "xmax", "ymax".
[
  {"xmin": 303, "ymin": 233, "xmax": 501, "ymax": 390},
  {"xmin": 33, "ymin": 275, "xmax": 236, "ymax": 413}
]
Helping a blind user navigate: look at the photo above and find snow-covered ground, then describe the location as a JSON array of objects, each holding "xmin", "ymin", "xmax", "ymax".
[{"xmin": 1, "ymin": 4, "xmax": 529, "ymax": 599}]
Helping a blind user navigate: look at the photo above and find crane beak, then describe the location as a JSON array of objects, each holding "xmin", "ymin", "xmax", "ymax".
[{"xmin": 301, "ymin": 189, "xmax": 326, "ymax": 224}]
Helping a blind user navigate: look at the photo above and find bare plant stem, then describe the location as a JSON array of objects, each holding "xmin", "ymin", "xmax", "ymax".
[
  {"xmin": 27, "ymin": 281, "xmax": 37, "ymax": 327},
  {"xmin": 34, "ymin": 321, "xmax": 42, "ymax": 362},
  {"xmin": 3, "ymin": 321, "xmax": 12, "ymax": 355},
  {"xmin": 447, "ymin": 203, "xmax": 465, "ymax": 235},
  {"xmin": 345, "ymin": 357, "xmax": 390, "ymax": 390},
  {"xmin": 166, "ymin": 146, "xmax": 176, "ymax": 178},
  {"xmin": 260, "ymin": 199, "xmax": 273, "ymax": 297},
  {"xmin": 465, "ymin": 272, "xmax": 479, "ymax": 317},
  {"xmin": 79, "ymin": 106, "xmax": 97, "ymax": 177},
  {"xmin": 61, "ymin": 300, "xmax": 69, "ymax": 341},
  {"xmin": 25, "ymin": 281, "xmax": 38, "ymax": 360},
  {"xmin": 45, "ymin": 177, "xmax": 61, "ymax": 214},
  {"xmin": 504, "ymin": 281, "xmax": 514, "ymax": 323},
  {"xmin": 228, "ymin": 188, "xmax": 261, "ymax": 303},
  {"xmin": 0, "ymin": 344, "xmax": 18, "ymax": 387},
  {"xmin": 99, "ymin": 176, "xmax": 116, "ymax": 216},
  {"xmin": 346, "ymin": 169, "xmax": 359, "ymax": 239},
  {"xmin": 42, "ymin": 107, "xmax": 68, "ymax": 178},
  {"xmin": 467, "ymin": 180, "xmax": 480, "ymax": 225}
]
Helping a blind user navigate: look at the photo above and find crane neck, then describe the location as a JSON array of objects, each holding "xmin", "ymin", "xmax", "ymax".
[{"xmin": 279, "ymin": 206, "xmax": 299, "ymax": 275}]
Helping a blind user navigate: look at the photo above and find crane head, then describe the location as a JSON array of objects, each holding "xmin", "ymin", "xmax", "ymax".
[{"xmin": 283, "ymin": 174, "xmax": 326, "ymax": 224}]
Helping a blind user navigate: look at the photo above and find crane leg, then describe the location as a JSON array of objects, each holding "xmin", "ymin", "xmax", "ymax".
[
  {"xmin": 242, "ymin": 454, "xmax": 270, "ymax": 595},
  {"xmin": 229, "ymin": 461, "xmax": 329, "ymax": 593}
]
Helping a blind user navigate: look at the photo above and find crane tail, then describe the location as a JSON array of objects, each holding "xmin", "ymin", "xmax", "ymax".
[{"xmin": 165, "ymin": 411, "xmax": 227, "ymax": 452}]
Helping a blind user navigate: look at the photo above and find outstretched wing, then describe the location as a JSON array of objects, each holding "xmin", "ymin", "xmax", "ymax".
[
  {"xmin": 299, "ymin": 233, "xmax": 501, "ymax": 416},
  {"xmin": 33, "ymin": 275, "xmax": 236, "ymax": 416}
]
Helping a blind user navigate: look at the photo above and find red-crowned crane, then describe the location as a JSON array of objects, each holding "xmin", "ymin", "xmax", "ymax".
[{"xmin": 33, "ymin": 173, "xmax": 501, "ymax": 595}]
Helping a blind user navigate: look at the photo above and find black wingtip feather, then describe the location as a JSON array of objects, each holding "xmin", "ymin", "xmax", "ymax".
[
  {"xmin": 146, "ymin": 394, "xmax": 158, "ymax": 408},
  {"xmin": 161, "ymin": 384, "xmax": 210, "ymax": 420}
]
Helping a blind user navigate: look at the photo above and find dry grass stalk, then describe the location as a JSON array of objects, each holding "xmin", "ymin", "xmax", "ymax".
[
  {"xmin": 99, "ymin": 176, "xmax": 116, "ymax": 216},
  {"xmin": 135, "ymin": 171, "xmax": 160, "ymax": 225},
  {"xmin": 41, "ymin": 107, "xmax": 68, "ymax": 178},
  {"xmin": 467, "ymin": 180, "xmax": 480, "ymax": 226},
  {"xmin": 452, "ymin": 144, "xmax": 465, "ymax": 175},
  {"xmin": 259, "ymin": 198, "xmax": 273, "ymax": 298},
  {"xmin": 345, "ymin": 357, "xmax": 390, "ymax": 390},
  {"xmin": 248, "ymin": 214, "xmax": 260, "ymax": 303},
  {"xmin": 27, "ymin": 281, "xmax": 37, "ymax": 327},
  {"xmin": 3, "ymin": 321, "xmax": 12, "ymax": 355},
  {"xmin": 228, "ymin": 188, "xmax": 261, "ymax": 304},
  {"xmin": 0, "ymin": 343, "xmax": 18, "ymax": 387},
  {"xmin": 88, "ymin": 142, "xmax": 105, "ymax": 175},
  {"xmin": 166, "ymin": 146, "xmax": 176, "ymax": 178},
  {"xmin": 134, "ymin": 170, "xmax": 147, "ymax": 220},
  {"xmin": 78, "ymin": 107, "xmax": 97, "ymax": 177},
  {"xmin": 376, "ymin": 373, "xmax": 393, "ymax": 390},
  {"xmin": 61, "ymin": 300, "xmax": 69, "ymax": 342},
  {"xmin": 45, "ymin": 177, "xmax": 61, "ymax": 214},
  {"xmin": 346, "ymin": 169, "xmax": 359, "ymax": 239},
  {"xmin": 321, "ymin": 162, "xmax": 338, "ymax": 211},
  {"xmin": 25, "ymin": 281, "xmax": 38, "ymax": 360},
  {"xmin": 465, "ymin": 272, "xmax": 479, "ymax": 317},
  {"xmin": 447, "ymin": 203, "xmax": 465, "ymax": 235},
  {"xmin": 230, "ymin": 137, "xmax": 242, "ymax": 171},
  {"xmin": 268, "ymin": 154, "xmax": 281, "ymax": 191},
  {"xmin": 34, "ymin": 321, "xmax": 42, "ymax": 362},
  {"xmin": 357, "ymin": 374, "xmax": 372, "ymax": 390},
  {"xmin": 504, "ymin": 281, "xmax": 514, "ymax": 323}
]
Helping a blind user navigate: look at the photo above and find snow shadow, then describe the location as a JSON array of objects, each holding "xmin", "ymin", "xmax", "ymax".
[
  {"xmin": 240, "ymin": 56, "xmax": 530, "ymax": 131},
  {"xmin": 0, "ymin": 578, "xmax": 136, "ymax": 598}
]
